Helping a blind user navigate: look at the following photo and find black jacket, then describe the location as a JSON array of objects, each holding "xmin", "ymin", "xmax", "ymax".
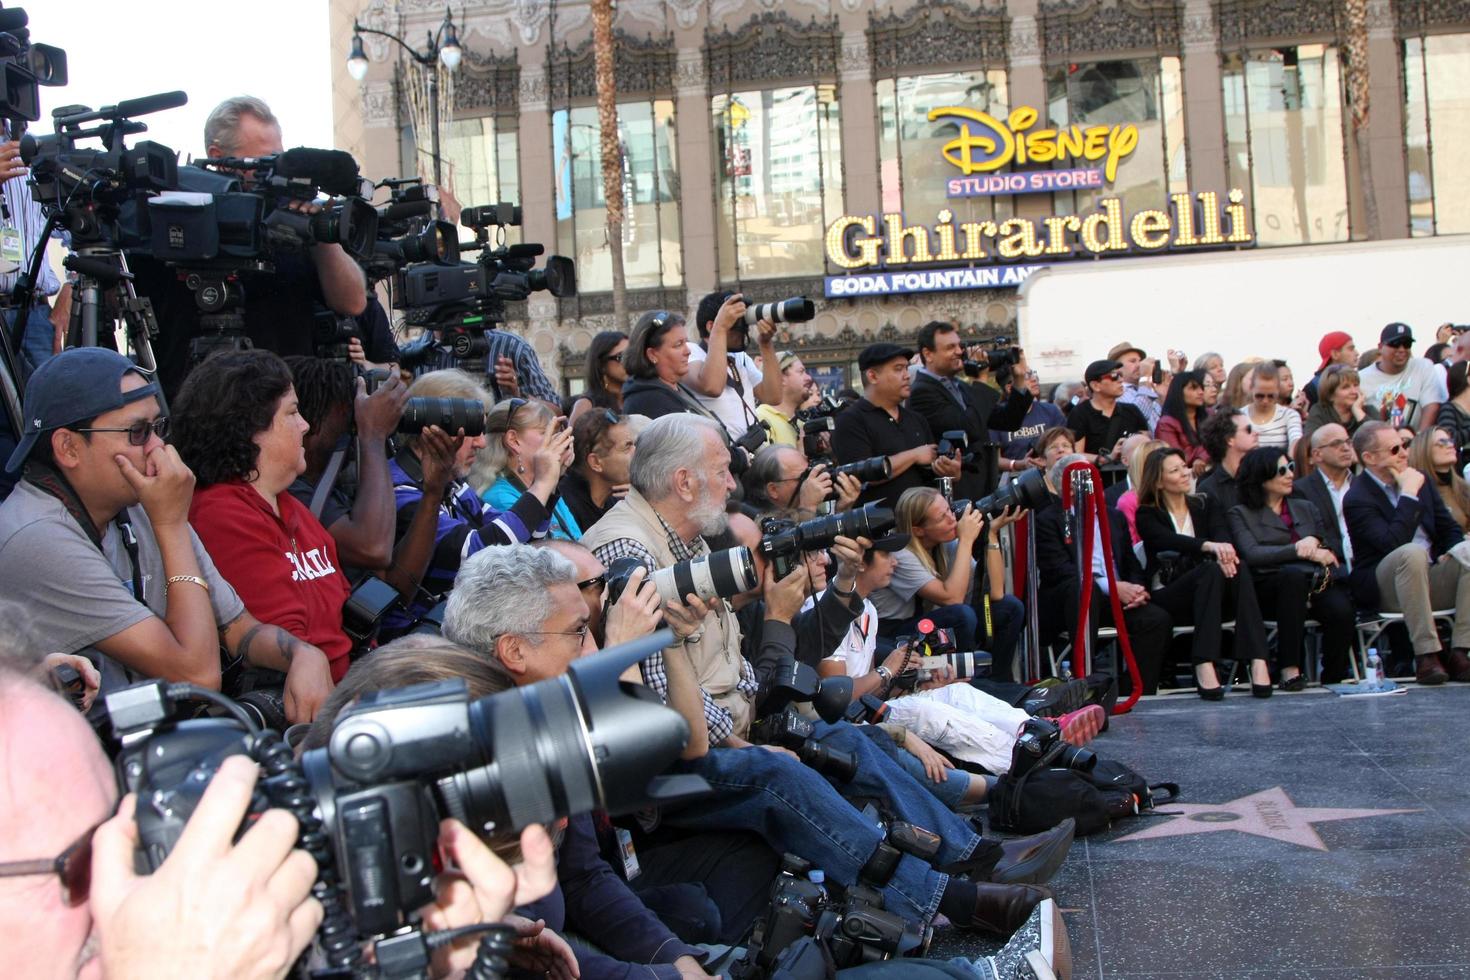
[
  {"xmin": 1135, "ymin": 495, "xmax": 1232, "ymax": 582},
  {"xmin": 907, "ymin": 373, "xmax": 1033, "ymax": 499},
  {"xmin": 1344, "ymin": 471, "xmax": 1464, "ymax": 607},
  {"xmin": 1034, "ymin": 493, "xmax": 1147, "ymax": 590},
  {"xmin": 621, "ymin": 378, "xmax": 698, "ymax": 419},
  {"xmin": 1227, "ymin": 498, "xmax": 1340, "ymax": 567},
  {"xmin": 1291, "ymin": 470, "xmax": 1350, "ymax": 563}
]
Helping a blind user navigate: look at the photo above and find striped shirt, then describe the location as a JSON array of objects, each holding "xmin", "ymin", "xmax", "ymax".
[
  {"xmin": 1249, "ymin": 404, "xmax": 1303, "ymax": 449},
  {"xmin": 424, "ymin": 327, "xmax": 559, "ymax": 403},
  {"xmin": 0, "ymin": 168, "xmax": 62, "ymax": 298}
]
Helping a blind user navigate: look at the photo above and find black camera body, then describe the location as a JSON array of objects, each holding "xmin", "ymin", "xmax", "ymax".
[
  {"xmin": 364, "ymin": 177, "xmax": 459, "ymax": 284},
  {"xmin": 750, "ymin": 707, "xmax": 858, "ymax": 784},
  {"xmin": 107, "ymin": 634, "xmax": 709, "ymax": 976},
  {"xmin": 759, "ymin": 502, "xmax": 895, "ymax": 579},
  {"xmin": 1011, "ymin": 716, "xmax": 1097, "ymax": 778}
]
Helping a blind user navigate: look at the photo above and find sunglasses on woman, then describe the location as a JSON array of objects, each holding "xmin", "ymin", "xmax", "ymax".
[
  {"xmin": 71, "ymin": 416, "xmax": 171, "ymax": 446},
  {"xmin": 1274, "ymin": 460, "xmax": 1296, "ymax": 478},
  {"xmin": 0, "ymin": 818, "xmax": 105, "ymax": 907}
]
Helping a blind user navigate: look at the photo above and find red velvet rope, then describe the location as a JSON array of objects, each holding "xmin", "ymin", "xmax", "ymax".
[{"xmin": 1060, "ymin": 461, "xmax": 1143, "ymax": 715}]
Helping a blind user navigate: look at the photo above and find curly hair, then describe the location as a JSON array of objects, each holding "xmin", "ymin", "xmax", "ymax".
[
  {"xmin": 171, "ymin": 349, "xmax": 294, "ymax": 487},
  {"xmin": 1200, "ymin": 408, "xmax": 1244, "ymax": 465},
  {"xmin": 284, "ymin": 355, "xmax": 355, "ymax": 435}
]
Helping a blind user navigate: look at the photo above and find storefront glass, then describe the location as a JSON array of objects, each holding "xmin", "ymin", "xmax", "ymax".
[
  {"xmin": 551, "ymin": 100, "xmax": 682, "ymax": 293},
  {"xmin": 1404, "ymin": 33, "xmax": 1470, "ymax": 236},
  {"xmin": 1223, "ymin": 45, "xmax": 1350, "ymax": 245},
  {"xmin": 712, "ymin": 85, "xmax": 843, "ymax": 281},
  {"xmin": 441, "ymin": 116, "xmax": 521, "ymax": 244}
]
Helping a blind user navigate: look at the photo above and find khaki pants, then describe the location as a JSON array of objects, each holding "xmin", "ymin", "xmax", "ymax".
[{"xmin": 1374, "ymin": 544, "xmax": 1470, "ymax": 654}]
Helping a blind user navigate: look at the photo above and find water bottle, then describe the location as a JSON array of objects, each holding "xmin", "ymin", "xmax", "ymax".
[
  {"xmin": 1364, "ymin": 648, "xmax": 1382, "ymax": 687},
  {"xmin": 1060, "ymin": 658, "xmax": 1073, "ymax": 681},
  {"xmin": 808, "ymin": 869, "xmax": 828, "ymax": 903}
]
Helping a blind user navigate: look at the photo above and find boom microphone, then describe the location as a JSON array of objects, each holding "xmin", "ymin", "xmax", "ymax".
[
  {"xmin": 277, "ymin": 146, "xmax": 362, "ymax": 197},
  {"xmin": 381, "ymin": 199, "xmax": 433, "ymax": 222},
  {"xmin": 114, "ymin": 90, "xmax": 188, "ymax": 119}
]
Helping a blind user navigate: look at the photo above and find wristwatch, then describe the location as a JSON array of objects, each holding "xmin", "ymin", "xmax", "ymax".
[{"xmin": 875, "ymin": 665, "xmax": 893, "ymax": 684}]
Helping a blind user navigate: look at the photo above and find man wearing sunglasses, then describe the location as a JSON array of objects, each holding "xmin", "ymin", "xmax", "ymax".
[
  {"xmin": 1065, "ymin": 359, "xmax": 1149, "ymax": 466},
  {"xmin": 1359, "ymin": 322, "xmax": 1447, "ymax": 431},
  {"xmin": 0, "ymin": 348, "xmax": 334, "ymax": 719},
  {"xmin": 1198, "ymin": 409, "xmax": 1259, "ymax": 513},
  {"xmin": 1345, "ymin": 420, "xmax": 1470, "ymax": 685}
]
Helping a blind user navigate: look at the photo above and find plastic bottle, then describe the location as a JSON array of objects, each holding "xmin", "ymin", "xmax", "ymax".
[
  {"xmin": 808, "ymin": 869, "xmax": 828, "ymax": 903},
  {"xmin": 1363, "ymin": 648, "xmax": 1382, "ymax": 687},
  {"xmin": 1060, "ymin": 658, "xmax": 1073, "ymax": 681}
]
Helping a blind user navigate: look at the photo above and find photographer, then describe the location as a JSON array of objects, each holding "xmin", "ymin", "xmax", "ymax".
[
  {"xmin": 446, "ymin": 541, "xmax": 1065, "ymax": 941},
  {"xmin": 832, "ymin": 343, "xmax": 963, "ymax": 508},
  {"xmin": 754, "ymin": 350, "xmax": 814, "ymax": 447},
  {"xmin": 384, "ymin": 369, "xmax": 572, "ymax": 631},
  {"xmin": 560, "ymin": 408, "xmax": 637, "ymax": 534},
  {"xmin": 908, "ymin": 322, "xmax": 1034, "ymax": 499},
  {"xmin": 478, "ymin": 398, "xmax": 581, "ymax": 540},
  {"xmin": 285, "ymin": 356, "xmax": 409, "ymax": 571},
  {"xmin": 743, "ymin": 444, "xmax": 860, "ymax": 520},
  {"xmin": 686, "ymin": 290, "xmax": 783, "ymax": 439},
  {"xmin": 0, "ymin": 348, "xmax": 328, "ymax": 720},
  {"xmin": 0, "ymin": 655, "xmax": 558, "ymax": 980},
  {"xmin": 130, "ymin": 97, "xmax": 369, "ymax": 397},
  {"xmin": 621, "ymin": 310, "xmax": 702, "ymax": 419},
  {"xmin": 172, "ymin": 349, "xmax": 349, "ymax": 706}
]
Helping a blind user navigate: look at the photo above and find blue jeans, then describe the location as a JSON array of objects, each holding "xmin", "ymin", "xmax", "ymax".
[
  {"xmin": 975, "ymin": 594, "xmax": 1025, "ymax": 682},
  {"xmin": 6, "ymin": 304, "xmax": 53, "ymax": 376},
  {"xmin": 852, "ymin": 724, "xmax": 972, "ymax": 810},
  {"xmin": 663, "ymin": 747, "xmax": 947, "ymax": 924},
  {"xmin": 808, "ymin": 720, "xmax": 983, "ymax": 866}
]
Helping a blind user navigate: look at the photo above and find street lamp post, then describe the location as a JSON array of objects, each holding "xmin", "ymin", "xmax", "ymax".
[{"xmin": 348, "ymin": 6, "xmax": 463, "ymax": 185}]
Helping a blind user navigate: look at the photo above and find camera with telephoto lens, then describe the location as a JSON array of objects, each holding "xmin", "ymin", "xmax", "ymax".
[
  {"xmin": 395, "ymin": 202, "xmax": 576, "ymax": 377},
  {"xmin": 1011, "ymin": 716, "xmax": 1097, "ymax": 778},
  {"xmin": 975, "ymin": 467, "xmax": 1048, "ymax": 518},
  {"xmin": 604, "ymin": 547, "xmax": 758, "ymax": 613},
  {"xmin": 759, "ymin": 503, "xmax": 896, "ymax": 579},
  {"xmin": 107, "ymin": 632, "xmax": 710, "ymax": 978},
  {"xmin": 750, "ymin": 708, "xmax": 857, "ymax": 784},
  {"xmin": 742, "ymin": 296, "xmax": 816, "ymax": 328},
  {"xmin": 892, "ymin": 619, "xmax": 992, "ymax": 689},
  {"xmin": 831, "ymin": 455, "xmax": 892, "ymax": 484},
  {"xmin": 396, "ymin": 395, "xmax": 488, "ymax": 437}
]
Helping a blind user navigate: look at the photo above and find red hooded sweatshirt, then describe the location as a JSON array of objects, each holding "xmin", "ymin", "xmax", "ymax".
[{"xmin": 191, "ymin": 480, "xmax": 353, "ymax": 681}]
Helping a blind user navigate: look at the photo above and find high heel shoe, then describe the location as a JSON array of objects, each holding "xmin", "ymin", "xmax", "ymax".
[
  {"xmin": 1198, "ymin": 685, "xmax": 1225, "ymax": 701},
  {"xmin": 1250, "ymin": 660, "xmax": 1273, "ymax": 699},
  {"xmin": 1196, "ymin": 664, "xmax": 1224, "ymax": 701}
]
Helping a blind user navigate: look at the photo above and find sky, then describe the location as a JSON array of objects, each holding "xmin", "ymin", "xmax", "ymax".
[{"xmin": 27, "ymin": 0, "xmax": 337, "ymax": 161}]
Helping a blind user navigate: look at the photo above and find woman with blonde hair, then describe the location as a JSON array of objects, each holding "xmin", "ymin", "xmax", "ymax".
[
  {"xmin": 478, "ymin": 398, "xmax": 581, "ymax": 540},
  {"xmin": 1116, "ymin": 437, "xmax": 1168, "ymax": 544},
  {"xmin": 871, "ymin": 487, "xmax": 1025, "ymax": 670},
  {"xmin": 1409, "ymin": 427, "xmax": 1470, "ymax": 532},
  {"xmin": 1222, "ymin": 360, "xmax": 1257, "ymax": 410}
]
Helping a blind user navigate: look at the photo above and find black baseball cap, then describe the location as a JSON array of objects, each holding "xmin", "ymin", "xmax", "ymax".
[
  {"xmin": 1380, "ymin": 322, "xmax": 1414, "ymax": 345},
  {"xmin": 863, "ymin": 532, "xmax": 911, "ymax": 560},
  {"xmin": 1084, "ymin": 359, "xmax": 1123, "ymax": 384},
  {"xmin": 858, "ymin": 343, "xmax": 914, "ymax": 373},
  {"xmin": 6, "ymin": 348, "xmax": 162, "ymax": 474}
]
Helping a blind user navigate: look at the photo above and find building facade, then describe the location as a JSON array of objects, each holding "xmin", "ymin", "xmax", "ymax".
[{"xmin": 330, "ymin": 0, "xmax": 1470, "ymax": 395}]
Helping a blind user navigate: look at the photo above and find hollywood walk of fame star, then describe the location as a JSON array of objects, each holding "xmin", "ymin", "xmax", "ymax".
[{"xmin": 1110, "ymin": 786, "xmax": 1419, "ymax": 851}]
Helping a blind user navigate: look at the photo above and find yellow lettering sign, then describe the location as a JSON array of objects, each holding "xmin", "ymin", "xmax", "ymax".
[{"xmin": 928, "ymin": 105, "xmax": 1140, "ymax": 183}]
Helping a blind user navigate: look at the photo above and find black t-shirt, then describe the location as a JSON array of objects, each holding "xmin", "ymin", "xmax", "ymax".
[
  {"xmin": 355, "ymin": 296, "xmax": 401, "ymax": 365},
  {"xmin": 830, "ymin": 398, "xmax": 937, "ymax": 508},
  {"xmin": 1065, "ymin": 400, "xmax": 1148, "ymax": 455},
  {"xmin": 128, "ymin": 250, "xmax": 330, "ymax": 398}
]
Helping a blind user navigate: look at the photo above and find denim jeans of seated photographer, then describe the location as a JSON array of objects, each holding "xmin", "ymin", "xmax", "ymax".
[
  {"xmin": 663, "ymin": 747, "xmax": 951, "ymax": 924},
  {"xmin": 807, "ymin": 720, "xmax": 986, "ymax": 863},
  {"xmin": 851, "ymin": 724, "xmax": 973, "ymax": 811}
]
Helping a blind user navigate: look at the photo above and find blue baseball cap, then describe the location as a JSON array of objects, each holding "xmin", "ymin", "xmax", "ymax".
[{"xmin": 6, "ymin": 348, "xmax": 162, "ymax": 474}]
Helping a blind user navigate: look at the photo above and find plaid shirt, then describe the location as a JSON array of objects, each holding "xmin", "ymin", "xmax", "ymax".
[
  {"xmin": 424, "ymin": 328, "xmax": 559, "ymax": 403},
  {"xmin": 591, "ymin": 512, "xmax": 758, "ymax": 745},
  {"xmin": 1119, "ymin": 383, "xmax": 1161, "ymax": 434}
]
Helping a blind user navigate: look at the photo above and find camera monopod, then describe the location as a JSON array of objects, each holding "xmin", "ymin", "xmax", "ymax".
[{"xmin": 1061, "ymin": 459, "xmax": 1143, "ymax": 715}]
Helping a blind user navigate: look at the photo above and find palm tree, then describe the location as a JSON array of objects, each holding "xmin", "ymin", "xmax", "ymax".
[
  {"xmin": 592, "ymin": 0, "xmax": 628, "ymax": 329},
  {"xmin": 1344, "ymin": 0, "xmax": 1379, "ymax": 239}
]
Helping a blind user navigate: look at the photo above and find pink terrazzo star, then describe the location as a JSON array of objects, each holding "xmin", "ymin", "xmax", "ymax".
[{"xmin": 1110, "ymin": 786, "xmax": 1419, "ymax": 851}]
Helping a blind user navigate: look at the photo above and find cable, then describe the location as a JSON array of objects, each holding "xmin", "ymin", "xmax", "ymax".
[
  {"xmin": 464, "ymin": 923, "xmax": 518, "ymax": 980},
  {"xmin": 165, "ymin": 682, "xmax": 261, "ymax": 732}
]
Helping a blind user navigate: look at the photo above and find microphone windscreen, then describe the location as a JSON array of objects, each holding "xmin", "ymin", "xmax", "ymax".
[{"xmin": 278, "ymin": 146, "xmax": 362, "ymax": 197}]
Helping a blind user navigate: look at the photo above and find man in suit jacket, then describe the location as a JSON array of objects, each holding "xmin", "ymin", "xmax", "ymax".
[
  {"xmin": 1292, "ymin": 423, "xmax": 1355, "ymax": 569},
  {"xmin": 1033, "ymin": 455, "xmax": 1173, "ymax": 695},
  {"xmin": 907, "ymin": 321, "xmax": 1032, "ymax": 500},
  {"xmin": 1344, "ymin": 420, "xmax": 1470, "ymax": 684}
]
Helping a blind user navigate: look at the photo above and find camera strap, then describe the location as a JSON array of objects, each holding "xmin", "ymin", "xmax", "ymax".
[
  {"xmin": 310, "ymin": 439, "xmax": 351, "ymax": 519},
  {"xmin": 25, "ymin": 460, "xmax": 144, "ymax": 602}
]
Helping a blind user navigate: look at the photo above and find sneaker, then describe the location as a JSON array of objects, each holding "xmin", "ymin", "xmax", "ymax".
[
  {"xmin": 1058, "ymin": 705, "xmax": 1105, "ymax": 747},
  {"xmin": 973, "ymin": 898, "xmax": 1072, "ymax": 979},
  {"xmin": 1022, "ymin": 679, "xmax": 1089, "ymax": 718}
]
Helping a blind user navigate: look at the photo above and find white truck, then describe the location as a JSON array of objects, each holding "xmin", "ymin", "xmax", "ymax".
[{"xmin": 1017, "ymin": 235, "xmax": 1470, "ymax": 386}]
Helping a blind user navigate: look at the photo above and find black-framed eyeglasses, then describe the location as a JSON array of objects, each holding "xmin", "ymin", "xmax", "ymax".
[
  {"xmin": 0, "ymin": 818, "xmax": 105, "ymax": 907},
  {"xmin": 1274, "ymin": 460, "xmax": 1296, "ymax": 477},
  {"xmin": 576, "ymin": 574, "xmax": 606, "ymax": 594},
  {"xmin": 524, "ymin": 624, "xmax": 590, "ymax": 644},
  {"xmin": 70, "ymin": 417, "xmax": 170, "ymax": 446},
  {"xmin": 1319, "ymin": 437, "xmax": 1351, "ymax": 450}
]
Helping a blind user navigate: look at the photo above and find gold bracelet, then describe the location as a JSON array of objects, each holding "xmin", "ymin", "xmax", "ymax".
[{"xmin": 166, "ymin": 575, "xmax": 211, "ymax": 594}]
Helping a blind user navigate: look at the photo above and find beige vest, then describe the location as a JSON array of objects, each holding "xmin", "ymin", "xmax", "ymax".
[{"xmin": 581, "ymin": 489, "xmax": 753, "ymax": 738}]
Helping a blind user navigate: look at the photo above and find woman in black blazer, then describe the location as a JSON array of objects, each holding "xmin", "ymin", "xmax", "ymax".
[
  {"xmin": 1227, "ymin": 447, "xmax": 1354, "ymax": 689},
  {"xmin": 1136, "ymin": 447, "xmax": 1270, "ymax": 699}
]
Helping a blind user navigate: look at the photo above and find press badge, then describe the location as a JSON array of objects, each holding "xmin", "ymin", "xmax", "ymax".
[
  {"xmin": 0, "ymin": 222, "xmax": 21, "ymax": 269},
  {"xmin": 615, "ymin": 827, "xmax": 641, "ymax": 880}
]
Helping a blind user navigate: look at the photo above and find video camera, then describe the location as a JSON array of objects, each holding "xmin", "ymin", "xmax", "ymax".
[
  {"xmin": 963, "ymin": 335, "xmax": 1020, "ymax": 379},
  {"xmin": 107, "ymin": 633, "xmax": 709, "ymax": 979},
  {"xmin": 395, "ymin": 202, "xmax": 576, "ymax": 375},
  {"xmin": 0, "ymin": 5, "xmax": 66, "ymax": 126},
  {"xmin": 364, "ymin": 177, "xmax": 459, "ymax": 284},
  {"xmin": 759, "ymin": 502, "xmax": 895, "ymax": 579},
  {"xmin": 893, "ymin": 619, "xmax": 992, "ymax": 689}
]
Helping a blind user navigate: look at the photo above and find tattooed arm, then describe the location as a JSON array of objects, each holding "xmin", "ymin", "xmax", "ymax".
[{"xmin": 220, "ymin": 612, "xmax": 335, "ymax": 724}]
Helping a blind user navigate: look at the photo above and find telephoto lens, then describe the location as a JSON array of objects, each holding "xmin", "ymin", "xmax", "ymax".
[
  {"xmin": 397, "ymin": 396, "xmax": 487, "ymax": 436},
  {"xmin": 974, "ymin": 467, "xmax": 1048, "ymax": 518},
  {"xmin": 649, "ymin": 547, "xmax": 758, "ymax": 605},
  {"xmin": 831, "ymin": 455, "xmax": 892, "ymax": 483},
  {"xmin": 742, "ymin": 296, "xmax": 816, "ymax": 327}
]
